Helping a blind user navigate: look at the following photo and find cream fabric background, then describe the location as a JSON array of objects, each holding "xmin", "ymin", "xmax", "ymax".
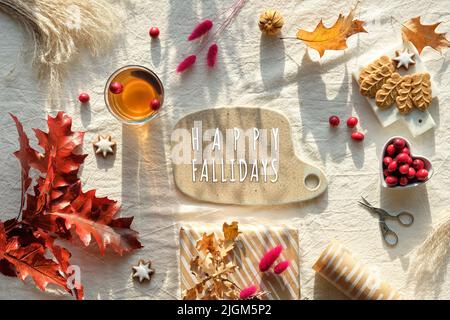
[{"xmin": 0, "ymin": 0, "xmax": 449, "ymax": 300}]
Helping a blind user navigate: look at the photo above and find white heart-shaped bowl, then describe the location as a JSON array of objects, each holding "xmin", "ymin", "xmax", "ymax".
[{"xmin": 381, "ymin": 136, "xmax": 433, "ymax": 189}]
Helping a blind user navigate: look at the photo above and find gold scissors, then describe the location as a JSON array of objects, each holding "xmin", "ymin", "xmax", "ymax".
[{"xmin": 358, "ymin": 197, "xmax": 414, "ymax": 247}]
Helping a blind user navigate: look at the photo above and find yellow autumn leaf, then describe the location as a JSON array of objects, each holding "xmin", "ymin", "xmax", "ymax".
[
  {"xmin": 296, "ymin": 8, "xmax": 367, "ymax": 57},
  {"xmin": 223, "ymin": 221, "xmax": 240, "ymax": 243},
  {"xmin": 401, "ymin": 17, "xmax": 450, "ymax": 54}
]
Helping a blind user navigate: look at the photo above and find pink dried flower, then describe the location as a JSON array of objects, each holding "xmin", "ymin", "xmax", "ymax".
[
  {"xmin": 259, "ymin": 245, "xmax": 283, "ymax": 272},
  {"xmin": 239, "ymin": 285, "xmax": 257, "ymax": 299},
  {"xmin": 206, "ymin": 43, "xmax": 218, "ymax": 68},
  {"xmin": 274, "ymin": 260, "xmax": 290, "ymax": 274},
  {"xmin": 188, "ymin": 20, "xmax": 214, "ymax": 41},
  {"xmin": 176, "ymin": 55, "xmax": 197, "ymax": 73}
]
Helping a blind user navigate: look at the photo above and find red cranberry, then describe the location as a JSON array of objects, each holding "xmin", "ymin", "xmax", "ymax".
[
  {"xmin": 329, "ymin": 115, "xmax": 340, "ymax": 127},
  {"xmin": 346, "ymin": 116, "xmax": 358, "ymax": 128},
  {"xmin": 149, "ymin": 27, "xmax": 160, "ymax": 38},
  {"xmin": 388, "ymin": 161, "xmax": 398, "ymax": 173},
  {"xmin": 150, "ymin": 98, "xmax": 161, "ymax": 110},
  {"xmin": 393, "ymin": 138, "xmax": 406, "ymax": 150},
  {"xmin": 407, "ymin": 167, "xmax": 416, "ymax": 179},
  {"xmin": 416, "ymin": 169, "xmax": 429, "ymax": 181},
  {"xmin": 401, "ymin": 147, "xmax": 410, "ymax": 155},
  {"xmin": 399, "ymin": 176, "xmax": 409, "ymax": 186},
  {"xmin": 385, "ymin": 176, "xmax": 398, "ymax": 187},
  {"xmin": 412, "ymin": 159, "xmax": 425, "ymax": 171},
  {"xmin": 78, "ymin": 93, "xmax": 90, "ymax": 104},
  {"xmin": 399, "ymin": 164, "xmax": 409, "ymax": 175},
  {"xmin": 386, "ymin": 144, "xmax": 396, "ymax": 156},
  {"xmin": 383, "ymin": 157, "xmax": 393, "ymax": 167},
  {"xmin": 407, "ymin": 156, "xmax": 413, "ymax": 165},
  {"xmin": 396, "ymin": 153, "xmax": 410, "ymax": 164},
  {"xmin": 383, "ymin": 169, "xmax": 390, "ymax": 177},
  {"xmin": 109, "ymin": 82, "xmax": 124, "ymax": 94},
  {"xmin": 351, "ymin": 132, "xmax": 364, "ymax": 141}
]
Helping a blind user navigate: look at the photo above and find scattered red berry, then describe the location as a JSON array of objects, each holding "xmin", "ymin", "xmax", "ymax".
[
  {"xmin": 399, "ymin": 176, "xmax": 409, "ymax": 186},
  {"xmin": 78, "ymin": 93, "xmax": 90, "ymax": 104},
  {"xmin": 150, "ymin": 98, "xmax": 161, "ymax": 110},
  {"xmin": 149, "ymin": 27, "xmax": 160, "ymax": 38},
  {"xmin": 385, "ymin": 176, "xmax": 398, "ymax": 187},
  {"xmin": 383, "ymin": 156, "xmax": 393, "ymax": 167},
  {"xmin": 416, "ymin": 169, "xmax": 429, "ymax": 181},
  {"xmin": 396, "ymin": 153, "xmax": 410, "ymax": 164},
  {"xmin": 412, "ymin": 159, "xmax": 425, "ymax": 171},
  {"xmin": 329, "ymin": 115, "xmax": 340, "ymax": 127},
  {"xmin": 407, "ymin": 167, "xmax": 416, "ymax": 179},
  {"xmin": 386, "ymin": 144, "xmax": 396, "ymax": 156},
  {"xmin": 351, "ymin": 132, "xmax": 364, "ymax": 141},
  {"xmin": 399, "ymin": 164, "xmax": 410, "ymax": 175},
  {"xmin": 346, "ymin": 116, "xmax": 358, "ymax": 128},
  {"xmin": 393, "ymin": 138, "xmax": 406, "ymax": 150},
  {"xmin": 109, "ymin": 82, "xmax": 124, "ymax": 94},
  {"xmin": 388, "ymin": 161, "xmax": 398, "ymax": 173}
]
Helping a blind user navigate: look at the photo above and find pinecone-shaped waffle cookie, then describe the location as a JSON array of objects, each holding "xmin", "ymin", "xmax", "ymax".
[
  {"xmin": 395, "ymin": 75, "xmax": 414, "ymax": 114},
  {"xmin": 411, "ymin": 73, "xmax": 432, "ymax": 112},
  {"xmin": 375, "ymin": 73, "xmax": 404, "ymax": 108}
]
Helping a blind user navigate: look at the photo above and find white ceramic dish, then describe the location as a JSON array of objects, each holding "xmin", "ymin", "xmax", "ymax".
[{"xmin": 381, "ymin": 136, "xmax": 433, "ymax": 189}]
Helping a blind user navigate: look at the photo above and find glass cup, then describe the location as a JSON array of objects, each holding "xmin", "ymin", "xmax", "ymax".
[{"xmin": 104, "ymin": 65, "xmax": 164, "ymax": 125}]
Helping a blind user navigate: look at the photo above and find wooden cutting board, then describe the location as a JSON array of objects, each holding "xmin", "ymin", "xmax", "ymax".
[{"xmin": 171, "ymin": 107, "xmax": 327, "ymax": 205}]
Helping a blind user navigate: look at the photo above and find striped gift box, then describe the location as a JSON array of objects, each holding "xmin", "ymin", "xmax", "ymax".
[{"xmin": 179, "ymin": 224, "xmax": 300, "ymax": 300}]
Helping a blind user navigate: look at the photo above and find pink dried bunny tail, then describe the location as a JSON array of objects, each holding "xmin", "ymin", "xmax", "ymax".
[
  {"xmin": 176, "ymin": 55, "xmax": 197, "ymax": 73},
  {"xmin": 259, "ymin": 245, "xmax": 283, "ymax": 272},
  {"xmin": 206, "ymin": 43, "xmax": 218, "ymax": 68},
  {"xmin": 274, "ymin": 260, "xmax": 290, "ymax": 274},
  {"xmin": 188, "ymin": 19, "xmax": 213, "ymax": 41},
  {"xmin": 239, "ymin": 285, "xmax": 257, "ymax": 299}
]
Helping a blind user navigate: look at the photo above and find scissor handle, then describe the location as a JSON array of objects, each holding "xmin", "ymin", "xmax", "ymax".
[
  {"xmin": 394, "ymin": 211, "xmax": 414, "ymax": 226},
  {"xmin": 380, "ymin": 221, "xmax": 398, "ymax": 247}
]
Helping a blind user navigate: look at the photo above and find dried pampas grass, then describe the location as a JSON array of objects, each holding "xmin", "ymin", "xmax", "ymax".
[
  {"xmin": 410, "ymin": 216, "xmax": 450, "ymax": 291},
  {"xmin": 0, "ymin": 0, "xmax": 120, "ymax": 98}
]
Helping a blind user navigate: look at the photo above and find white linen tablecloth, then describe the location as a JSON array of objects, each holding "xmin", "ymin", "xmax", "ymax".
[{"xmin": 0, "ymin": 0, "xmax": 449, "ymax": 299}]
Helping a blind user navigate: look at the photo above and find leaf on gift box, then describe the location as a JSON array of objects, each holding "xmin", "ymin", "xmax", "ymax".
[
  {"xmin": 375, "ymin": 73, "xmax": 404, "ymax": 108},
  {"xmin": 296, "ymin": 7, "xmax": 367, "ymax": 57},
  {"xmin": 401, "ymin": 17, "xmax": 450, "ymax": 54}
]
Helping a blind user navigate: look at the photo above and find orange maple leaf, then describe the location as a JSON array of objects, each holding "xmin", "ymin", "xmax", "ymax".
[
  {"xmin": 296, "ymin": 7, "xmax": 367, "ymax": 57},
  {"xmin": 401, "ymin": 17, "xmax": 450, "ymax": 54}
]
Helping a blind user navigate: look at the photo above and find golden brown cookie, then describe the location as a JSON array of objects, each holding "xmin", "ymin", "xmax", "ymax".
[
  {"xmin": 359, "ymin": 55, "xmax": 394, "ymax": 84},
  {"xmin": 375, "ymin": 73, "xmax": 404, "ymax": 109},
  {"xmin": 411, "ymin": 73, "xmax": 432, "ymax": 112},
  {"xmin": 360, "ymin": 65, "xmax": 394, "ymax": 98},
  {"xmin": 395, "ymin": 75, "xmax": 414, "ymax": 114}
]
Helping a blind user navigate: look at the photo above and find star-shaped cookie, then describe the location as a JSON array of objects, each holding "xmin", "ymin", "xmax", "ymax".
[
  {"xmin": 93, "ymin": 135, "xmax": 116, "ymax": 158},
  {"xmin": 132, "ymin": 259, "xmax": 155, "ymax": 283},
  {"xmin": 393, "ymin": 50, "xmax": 415, "ymax": 70}
]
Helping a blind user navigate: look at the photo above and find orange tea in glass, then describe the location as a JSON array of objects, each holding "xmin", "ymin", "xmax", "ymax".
[{"xmin": 105, "ymin": 65, "xmax": 164, "ymax": 125}]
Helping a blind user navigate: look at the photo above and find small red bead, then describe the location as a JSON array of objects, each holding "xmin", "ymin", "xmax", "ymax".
[
  {"xmin": 149, "ymin": 27, "xmax": 160, "ymax": 38},
  {"xmin": 346, "ymin": 116, "xmax": 358, "ymax": 128},
  {"xmin": 109, "ymin": 82, "xmax": 123, "ymax": 94},
  {"xmin": 150, "ymin": 98, "xmax": 161, "ymax": 110},
  {"xmin": 351, "ymin": 131, "xmax": 364, "ymax": 141},
  {"xmin": 329, "ymin": 115, "xmax": 340, "ymax": 127},
  {"xmin": 78, "ymin": 93, "xmax": 90, "ymax": 104}
]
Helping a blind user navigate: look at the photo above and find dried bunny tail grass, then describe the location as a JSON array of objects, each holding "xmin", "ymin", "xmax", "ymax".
[
  {"xmin": 410, "ymin": 216, "xmax": 450, "ymax": 289},
  {"xmin": 0, "ymin": 0, "xmax": 120, "ymax": 98}
]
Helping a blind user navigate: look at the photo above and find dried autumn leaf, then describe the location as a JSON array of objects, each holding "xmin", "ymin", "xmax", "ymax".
[
  {"xmin": 223, "ymin": 221, "xmax": 240, "ymax": 243},
  {"xmin": 296, "ymin": 7, "xmax": 367, "ymax": 57},
  {"xmin": 402, "ymin": 17, "xmax": 450, "ymax": 54}
]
